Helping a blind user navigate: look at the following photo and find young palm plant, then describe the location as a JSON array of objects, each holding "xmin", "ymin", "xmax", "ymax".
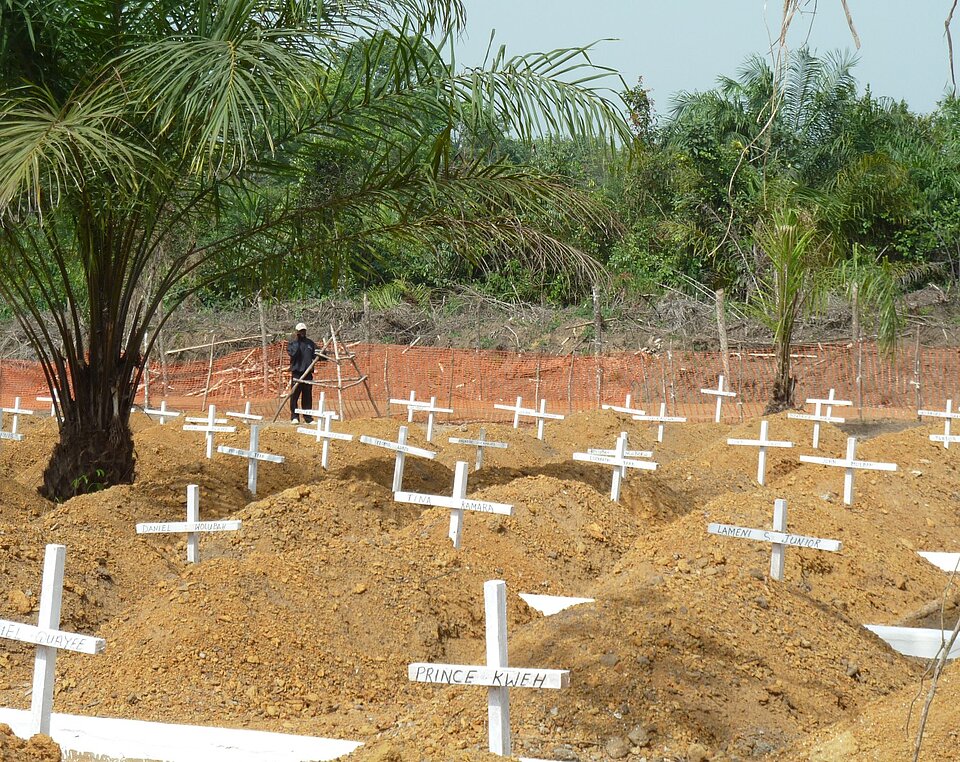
[
  {"xmin": 749, "ymin": 207, "xmax": 831, "ymax": 413},
  {"xmin": 0, "ymin": 0, "xmax": 631, "ymax": 500}
]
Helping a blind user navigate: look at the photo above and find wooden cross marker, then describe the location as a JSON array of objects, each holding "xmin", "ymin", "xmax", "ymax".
[
  {"xmin": 918, "ymin": 399, "xmax": 960, "ymax": 448},
  {"xmin": 573, "ymin": 431, "xmax": 657, "ymax": 502},
  {"xmin": 408, "ymin": 579, "xmax": 570, "ymax": 756},
  {"xmin": 601, "ymin": 393, "xmax": 645, "ymax": 417},
  {"xmin": 726, "ymin": 420, "xmax": 794, "ymax": 485},
  {"xmin": 217, "ymin": 425, "xmax": 285, "ymax": 496},
  {"xmin": 297, "ymin": 412, "xmax": 354, "ymax": 469},
  {"xmin": 700, "ymin": 375, "xmax": 736, "ymax": 423},
  {"xmin": 142, "ymin": 400, "xmax": 181, "ymax": 425},
  {"xmin": 632, "ymin": 401, "xmax": 687, "ymax": 442},
  {"xmin": 448, "ymin": 427, "xmax": 509, "ymax": 471},
  {"xmin": 0, "ymin": 544, "xmax": 105, "ymax": 736},
  {"xmin": 36, "ymin": 391, "xmax": 60, "ymax": 421},
  {"xmin": 810, "ymin": 388, "xmax": 853, "ymax": 419},
  {"xmin": 787, "ymin": 399, "xmax": 845, "ymax": 449},
  {"xmin": 1, "ymin": 397, "xmax": 34, "ymax": 436},
  {"xmin": 183, "ymin": 404, "xmax": 236, "ymax": 459},
  {"xmin": 799, "ymin": 436, "xmax": 897, "ymax": 505},
  {"xmin": 136, "ymin": 484, "xmax": 241, "ymax": 562},
  {"xmin": 359, "ymin": 425, "xmax": 437, "ymax": 491},
  {"xmin": 493, "ymin": 397, "xmax": 564, "ymax": 440},
  {"xmin": 395, "ymin": 461, "xmax": 513, "ymax": 548},
  {"xmin": 389, "ymin": 391, "xmax": 452, "ymax": 442},
  {"xmin": 708, "ymin": 498, "xmax": 842, "ymax": 581},
  {"xmin": 226, "ymin": 401, "xmax": 263, "ymax": 424},
  {"xmin": 0, "ymin": 411, "xmax": 24, "ymax": 446}
]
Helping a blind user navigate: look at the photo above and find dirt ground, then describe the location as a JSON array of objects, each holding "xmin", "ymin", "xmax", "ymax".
[{"xmin": 0, "ymin": 409, "xmax": 958, "ymax": 761}]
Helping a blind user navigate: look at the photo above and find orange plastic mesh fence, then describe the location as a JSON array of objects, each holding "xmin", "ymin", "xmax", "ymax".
[{"xmin": 0, "ymin": 341, "xmax": 954, "ymax": 422}]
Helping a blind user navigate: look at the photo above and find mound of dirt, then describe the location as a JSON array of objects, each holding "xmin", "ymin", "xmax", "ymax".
[
  {"xmin": 0, "ymin": 725, "xmax": 61, "ymax": 761},
  {"xmin": 788, "ymin": 667, "xmax": 960, "ymax": 761}
]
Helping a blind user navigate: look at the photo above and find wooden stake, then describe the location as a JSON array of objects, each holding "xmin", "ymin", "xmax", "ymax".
[
  {"xmin": 914, "ymin": 326, "xmax": 922, "ymax": 419},
  {"xmin": 715, "ymin": 289, "xmax": 731, "ymax": 381},
  {"xmin": 201, "ymin": 332, "xmax": 215, "ymax": 410},
  {"xmin": 593, "ymin": 286, "xmax": 603, "ymax": 408},
  {"xmin": 257, "ymin": 291, "xmax": 269, "ymax": 395},
  {"xmin": 331, "ymin": 324, "xmax": 345, "ymax": 420},
  {"xmin": 852, "ymin": 283, "xmax": 863, "ymax": 420}
]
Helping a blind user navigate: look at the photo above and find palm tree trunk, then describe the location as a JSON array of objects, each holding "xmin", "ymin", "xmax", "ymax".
[
  {"xmin": 40, "ymin": 356, "xmax": 138, "ymax": 501},
  {"xmin": 765, "ymin": 330, "xmax": 796, "ymax": 414}
]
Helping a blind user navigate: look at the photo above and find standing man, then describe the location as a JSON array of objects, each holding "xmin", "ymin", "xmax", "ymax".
[{"xmin": 288, "ymin": 322, "xmax": 317, "ymax": 423}]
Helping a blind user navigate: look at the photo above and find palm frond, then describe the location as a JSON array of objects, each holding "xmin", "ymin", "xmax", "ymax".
[{"xmin": 0, "ymin": 82, "xmax": 149, "ymax": 213}]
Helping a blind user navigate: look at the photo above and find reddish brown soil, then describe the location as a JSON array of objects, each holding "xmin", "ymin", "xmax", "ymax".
[{"xmin": 0, "ymin": 410, "xmax": 957, "ymax": 760}]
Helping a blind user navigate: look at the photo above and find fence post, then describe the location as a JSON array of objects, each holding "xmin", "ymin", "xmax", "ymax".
[{"xmin": 913, "ymin": 327, "xmax": 922, "ymax": 418}]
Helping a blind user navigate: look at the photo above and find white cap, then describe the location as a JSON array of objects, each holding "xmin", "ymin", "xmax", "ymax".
[{"xmin": 295, "ymin": 322, "xmax": 307, "ymax": 331}]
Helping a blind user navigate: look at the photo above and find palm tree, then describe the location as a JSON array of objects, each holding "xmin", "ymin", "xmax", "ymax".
[{"xmin": 0, "ymin": 0, "xmax": 631, "ymax": 500}]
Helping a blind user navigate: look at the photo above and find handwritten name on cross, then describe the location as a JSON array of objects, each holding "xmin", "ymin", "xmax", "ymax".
[
  {"xmin": 700, "ymin": 375, "xmax": 737, "ymax": 423},
  {"xmin": 395, "ymin": 461, "xmax": 512, "ymax": 548},
  {"xmin": 726, "ymin": 420, "xmax": 794, "ymax": 486},
  {"xmin": 0, "ymin": 544, "xmax": 105, "ymax": 736},
  {"xmin": 217, "ymin": 425, "xmax": 284, "ymax": 496},
  {"xmin": 359, "ymin": 425, "xmax": 437, "ymax": 491},
  {"xmin": 136, "ymin": 484, "xmax": 241, "ymax": 562},
  {"xmin": 0, "ymin": 411, "xmax": 24, "ymax": 446},
  {"xmin": 787, "ymin": 400, "xmax": 845, "ymax": 449},
  {"xmin": 298, "ymin": 412, "xmax": 353, "ymax": 469},
  {"xmin": 448, "ymin": 427, "xmax": 509, "ymax": 471},
  {"xmin": 632, "ymin": 401, "xmax": 687, "ymax": 443},
  {"xmin": 389, "ymin": 392, "xmax": 452, "ymax": 442},
  {"xmin": 918, "ymin": 399, "xmax": 960, "ymax": 448},
  {"xmin": 493, "ymin": 397, "xmax": 564, "ymax": 440},
  {"xmin": 601, "ymin": 393, "xmax": 645, "ymax": 417},
  {"xmin": 799, "ymin": 436, "xmax": 897, "ymax": 505},
  {"xmin": 573, "ymin": 431, "xmax": 657, "ymax": 502},
  {"xmin": 226, "ymin": 401, "xmax": 263, "ymax": 424},
  {"xmin": 408, "ymin": 580, "xmax": 569, "ymax": 756},
  {"xmin": 1, "ymin": 397, "xmax": 34, "ymax": 436},
  {"xmin": 142, "ymin": 400, "xmax": 181, "ymax": 425},
  {"xmin": 183, "ymin": 404, "xmax": 236, "ymax": 459},
  {"xmin": 708, "ymin": 498, "xmax": 842, "ymax": 581}
]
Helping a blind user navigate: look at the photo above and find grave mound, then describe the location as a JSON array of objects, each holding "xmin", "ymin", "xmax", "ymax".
[
  {"xmin": 787, "ymin": 667, "xmax": 960, "ymax": 761},
  {"xmin": 0, "ymin": 723, "xmax": 61, "ymax": 761}
]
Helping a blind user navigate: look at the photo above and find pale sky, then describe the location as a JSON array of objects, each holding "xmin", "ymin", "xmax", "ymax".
[{"xmin": 457, "ymin": 1, "xmax": 954, "ymax": 114}]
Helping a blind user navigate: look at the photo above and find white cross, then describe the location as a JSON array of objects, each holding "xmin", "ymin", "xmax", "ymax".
[
  {"xmin": 601, "ymin": 393, "xmax": 645, "ymax": 417},
  {"xmin": 408, "ymin": 579, "xmax": 570, "ymax": 756},
  {"xmin": 0, "ymin": 544, "xmax": 105, "ymax": 736},
  {"xmin": 918, "ymin": 399, "xmax": 960, "ymax": 449},
  {"xmin": 225, "ymin": 401, "xmax": 263, "ymax": 424},
  {"xmin": 708, "ymin": 498, "xmax": 842, "ymax": 581},
  {"xmin": 217, "ymin": 425, "xmax": 285, "ymax": 496},
  {"xmin": 493, "ymin": 397, "xmax": 564, "ymax": 440},
  {"xmin": 389, "ymin": 392, "xmax": 452, "ymax": 442},
  {"xmin": 395, "ymin": 461, "xmax": 513, "ymax": 548},
  {"xmin": 809, "ymin": 388, "xmax": 853, "ymax": 418},
  {"xmin": 36, "ymin": 392, "xmax": 59, "ymax": 420},
  {"xmin": 1, "ymin": 397, "xmax": 34, "ymax": 435},
  {"xmin": 632, "ymin": 401, "xmax": 687, "ymax": 442},
  {"xmin": 573, "ymin": 431, "xmax": 657, "ymax": 502},
  {"xmin": 142, "ymin": 400, "xmax": 181, "ymax": 425},
  {"xmin": 799, "ymin": 436, "xmax": 897, "ymax": 505},
  {"xmin": 359, "ymin": 425, "xmax": 437, "ymax": 491},
  {"xmin": 787, "ymin": 399, "xmax": 845, "ymax": 449},
  {"xmin": 448, "ymin": 428, "xmax": 509, "ymax": 471},
  {"xmin": 726, "ymin": 420, "xmax": 794, "ymax": 486},
  {"xmin": 700, "ymin": 375, "xmax": 736, "ymax": 423},
  {"xmin": 297, "ymin": 412, "xmax": 354, "ymax": 469},
  {"xmin": 183, "ymin": 404, "xmax": 236, "ymax": 459},
  {"xmin": 136, "ymin": 484, "xmax": 241, "ymax": 562},
  {"xmin": 0, "ymin": 411, "xmax": 24, "ymax": 445}
]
